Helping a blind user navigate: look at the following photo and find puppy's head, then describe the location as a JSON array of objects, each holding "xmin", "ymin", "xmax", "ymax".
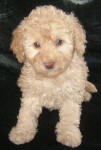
[{"xmin": 11, "ymin": 6, "xmax": 86, "ymax": 77}]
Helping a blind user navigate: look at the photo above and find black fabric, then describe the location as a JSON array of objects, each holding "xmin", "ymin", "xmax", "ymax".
[{"xmin": 0, "ymin": 0, "xmax": 101, "ymax": 150}]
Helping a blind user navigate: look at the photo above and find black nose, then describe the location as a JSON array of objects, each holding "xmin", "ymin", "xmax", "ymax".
[{"xmin": 44, "ymin": 61, "xmax": 55, "ymax": 69}]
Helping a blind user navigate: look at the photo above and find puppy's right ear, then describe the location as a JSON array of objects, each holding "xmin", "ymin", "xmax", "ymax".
[{"xmin": 10, "ymin": 26, "xmax": 25, "ymax": 63}]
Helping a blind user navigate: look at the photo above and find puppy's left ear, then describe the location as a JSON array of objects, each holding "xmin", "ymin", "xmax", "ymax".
[
  {"xmin": 10, "ymin": 22, "xmax": 26, "ymax": 63},
  {"xmin": 69, "ymin": 13, "xmax": 87, "ymax": 56}
]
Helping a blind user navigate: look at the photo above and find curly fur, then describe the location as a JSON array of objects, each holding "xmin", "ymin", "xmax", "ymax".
[{"xmin": 9, "ymin": 5, "xmax": 97, "ymax": 147}]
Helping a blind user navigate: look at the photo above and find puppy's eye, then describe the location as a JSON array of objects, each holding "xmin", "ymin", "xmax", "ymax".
[
  {"xmin": 56, "ymin": 39, "xmax": 63, "ymax": 46},
  {"xmin": 34, "ymin": 42, "xmax": 40, "ymax": 48}
]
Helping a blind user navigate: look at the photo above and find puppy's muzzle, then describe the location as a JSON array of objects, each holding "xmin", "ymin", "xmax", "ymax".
[
  {"xmin": 44, "ymin": 61, "xmax": 55, "ymax": 69},
  {"xmin": 33, "ymin": 50, "xmax": 69, "ymax": 77}
]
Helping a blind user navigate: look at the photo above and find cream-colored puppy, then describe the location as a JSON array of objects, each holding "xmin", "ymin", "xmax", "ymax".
[{"xmin": 9, "ymin": 6, "xmax": 97, "ymax": 147}]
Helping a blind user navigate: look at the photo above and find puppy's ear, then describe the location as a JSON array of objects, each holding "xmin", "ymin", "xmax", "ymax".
[
  {"xmin": 69, "ymin": 13, "xmax": 87, "ymax": 56},
  {"xmin": 10, "ymin": 26, "xmax": 25, "ymax": 63}
]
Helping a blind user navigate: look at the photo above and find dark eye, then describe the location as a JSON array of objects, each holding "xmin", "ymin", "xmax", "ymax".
[
  {"xmin": 34, "ymin": 42, "xmax": 40, "ymax": 48},
  {"xmin": 56, "ymin": 39, "xmax": 63, "ymax": 46}
]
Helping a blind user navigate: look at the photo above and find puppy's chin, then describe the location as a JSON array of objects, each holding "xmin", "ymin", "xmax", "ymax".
[{"xmin": 33, "ymin": 66, "xmax": 67, "ymax": 78}]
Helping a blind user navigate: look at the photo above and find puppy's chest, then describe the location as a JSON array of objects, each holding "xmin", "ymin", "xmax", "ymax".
[
  {"xmin": 33, "ymin": 78, "xmax": 80, "ymax": 102},
  {"xmin": 32, "ymin": 80, "xmax": 70, "ymax": 108}
]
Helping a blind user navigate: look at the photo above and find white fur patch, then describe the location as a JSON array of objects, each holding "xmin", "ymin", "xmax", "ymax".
[
  {"xmin": 58, "ymin": 39, "xmax": 73, "ymax": 54},
  {"xmin": 24, "ymin": 37, "xmax": 39, "ymax": 59}
]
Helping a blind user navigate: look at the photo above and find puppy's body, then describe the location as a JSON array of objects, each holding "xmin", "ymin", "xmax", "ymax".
[
  {"xmin": 18, "ymin": 52, "xmax": 87, "ymax": 109},
  {"xmin": 9, "ymin": 6, "xmax": 97, "ymax": 147},
  {"xmin": 9, "ymin": 52, "xmax": 88, "ymax": 147}
]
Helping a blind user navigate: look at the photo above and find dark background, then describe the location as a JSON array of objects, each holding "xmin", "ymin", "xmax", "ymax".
[{"xmin": 0, "ymin": 0, "xmax": 101, "ymax": 150}]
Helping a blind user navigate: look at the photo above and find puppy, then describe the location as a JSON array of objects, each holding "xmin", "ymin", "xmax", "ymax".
[{"xmin": 9, "ymin": 5, "xmax": 97, "ymax": 147}]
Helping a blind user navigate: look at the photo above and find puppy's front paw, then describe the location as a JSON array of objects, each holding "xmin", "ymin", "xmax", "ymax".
[
  {"xmin": 56, "ymin": 126, "xmax": 82, "ymax": 147},
  {"xmin": 9, "ymin": 126, "xmax": 36, "ymax": 145}
]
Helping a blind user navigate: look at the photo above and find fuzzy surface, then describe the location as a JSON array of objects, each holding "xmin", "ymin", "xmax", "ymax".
[{"xmin": 64, "ymin": 0, "xmax": 93, "ymax": 5}]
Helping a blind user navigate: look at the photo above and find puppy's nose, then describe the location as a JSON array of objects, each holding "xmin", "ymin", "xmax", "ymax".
[{"xmin": 44, "ymin": 61, "xmax": 55, "ymax": 69}]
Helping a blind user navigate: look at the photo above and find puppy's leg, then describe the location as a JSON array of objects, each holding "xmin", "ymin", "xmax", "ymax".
[
  {"xmin": 9, "ymin": 97, "xmax": 42, "ymax": 145},
  {"xmin": 56, "ymin": 101, "xmax": 82, "ymax": 147}
]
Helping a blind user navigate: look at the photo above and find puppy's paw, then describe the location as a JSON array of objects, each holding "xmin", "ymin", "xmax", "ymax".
[
  {"xmin": 56, "ymin": 127, "xmax": 82, "ymax": 147},
  {"xmin": 9, "ymin": 126, "xmax": 36, "ymax": 145}
]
